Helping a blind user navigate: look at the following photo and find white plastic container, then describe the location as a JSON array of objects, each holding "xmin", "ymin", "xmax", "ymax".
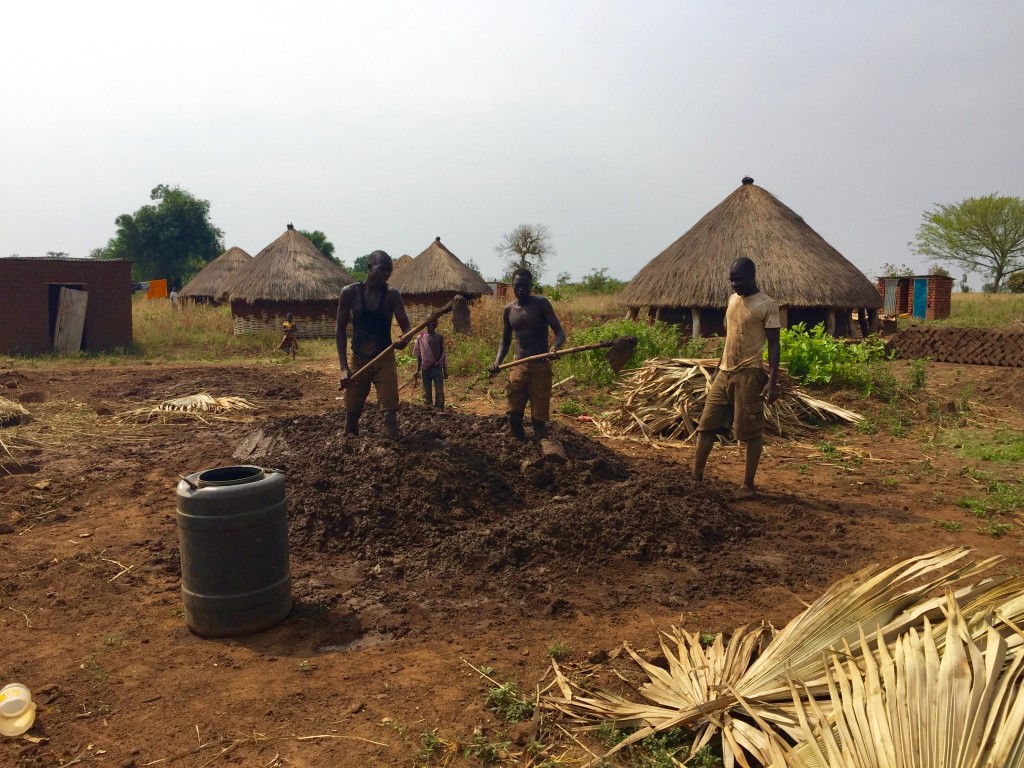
[{"xmin": 0, "ymin": 683, "xmax": 36, "ymax": 737}]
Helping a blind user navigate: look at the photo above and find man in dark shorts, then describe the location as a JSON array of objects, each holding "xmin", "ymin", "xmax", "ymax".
[
  {"xmin": 336, "ymin": 251, "xmax": 411, "ymax": 438},
  {"xmin": 692, "ymin": 257, "xmax": 781, "ymax": 499},
  {"xmin": 488, "ymin": 268, "xmax": 566, "ymax": 442}
]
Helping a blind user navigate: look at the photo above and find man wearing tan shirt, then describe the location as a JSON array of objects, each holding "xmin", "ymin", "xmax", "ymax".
[{"xmin": 692, "ymin": 257, "xmax": 781, "ymax": 499}]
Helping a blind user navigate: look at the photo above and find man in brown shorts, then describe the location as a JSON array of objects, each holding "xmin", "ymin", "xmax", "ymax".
[
  {"xmin": 488, "ymin": 268, "xmax": 566, "ymax": 442},
  {"xmin": 692, "ymin": 257, "xmax": 781, "ymax": 499},
  {"xmin": 336, "ymin": 251, "xmax": 411, "ymax": 438}
]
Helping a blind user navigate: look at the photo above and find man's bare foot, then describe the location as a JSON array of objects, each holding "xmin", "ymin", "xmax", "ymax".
[{"xmin": 732, "ymin": 485, "xmax": 757, "ymax": 500}]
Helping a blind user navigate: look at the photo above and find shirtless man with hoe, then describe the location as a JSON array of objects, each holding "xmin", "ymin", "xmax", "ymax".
[
  {"xmin": 488, "ymin": 268, "xmax": 566, "ymax": 442},
  {"xmin": 336, "ymin": 250, "xmax": 411, "ymax": 439},
  {"xmin": 692, "ymin": 257, "xmax": 781, "ymax": 499}
]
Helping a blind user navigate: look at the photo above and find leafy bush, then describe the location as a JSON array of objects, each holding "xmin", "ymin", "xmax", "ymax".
[
  {"xmin": 1008, "ymin": 271, "xmax": 1024, "ymax": 294},
  {"xmin": 778, "ymin": 323, "xmax": 892, "ymax": 391},
  {"xmin": 561, "ymin": 318, "xmax": 680, "ymax": 386}
]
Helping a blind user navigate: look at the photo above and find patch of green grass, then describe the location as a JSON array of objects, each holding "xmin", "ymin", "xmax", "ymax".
[
  {"xmin": 934, "ymin": 520, "xmax": 964, "ymax": 532},
  {"xmin": 595, "ymin": 721, "xmax": 628, "ymax": 749},
  {"xmin": 883, "ymin": 476, "xmax": 900, "ymax": 488},
  {"xmin": 416, "ymin": 729, "xmax": 440, "ymax": 761},
  {"xmin": 547, "ymin": 640, "xmax": 572, "ymax": 660},
  {"xmin": 484, "ymin": 681, "xmax": 533, "ymax": 723},
  {"xmin": 818, "ymin": 440, "xmax": 841, "ymax": 461},
  {"xmin": 463, "ymin": 731, "xmax": 508, "ymax": 764},
  {"xmin": 558, "ymin": 400, "xmax": 584, "ymax": 417},
  {"xmin": 954, "ymin": 429, "xmax": 1024, "ymax": 463},
  {"xmin": 984, "ymin": 521, "xmax": 1013, "ymax": 538},
  {"xmin": 103, "ymin": 634, "xmax": 123, "ymax": 648},
  {"xmin": 699, "ymin": 632, "xmax": 718, "ymax": 647},
  {"xmin": 796, "ymin": 464, "xmax": 809, "ymax": 475}
]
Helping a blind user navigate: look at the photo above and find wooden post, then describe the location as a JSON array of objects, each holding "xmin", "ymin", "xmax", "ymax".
[
  {"xmin": 778, "ymin": 306, "xmax": 789, "ymax": 329},
  {"xmin": 868, "ymin": 308, "xmax": 879, "ymax": 334},
  {"xmin": 825, "ymin": 309, "xmax": 836, "ymax": 337},
  {"xmin": 691, "ymin": 307, "xmax": 702, "ymax": 339},
  {"xmin": 627, "ymin": 306, "xmax": 639, "ymax": 320}
]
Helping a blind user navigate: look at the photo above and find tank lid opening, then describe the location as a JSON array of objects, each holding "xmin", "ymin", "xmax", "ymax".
[{"xmin": 197, "ymin": 466, "xmax": 265, "ymax": 487}]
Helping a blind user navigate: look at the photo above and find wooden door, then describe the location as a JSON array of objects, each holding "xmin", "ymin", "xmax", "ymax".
[{"xmin": 53, "ymin": 288, "xmax": 88, "ymax": 354}]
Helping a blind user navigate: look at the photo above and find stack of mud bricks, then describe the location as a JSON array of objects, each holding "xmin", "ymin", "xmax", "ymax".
[
  {"xmin": 886, "ymin": 327, "xmax": 1024, "ymax": 368},
  {"xmin": 0, "ymin": 257, "xmax": 133, "ymax": 354}
]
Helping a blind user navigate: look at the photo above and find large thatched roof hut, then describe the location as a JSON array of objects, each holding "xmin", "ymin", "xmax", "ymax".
[
  {"xmin": 389, "ymin": 237, "xmax": 492, "ymax": 334},
  {"xmin": 391, "ymin": 254, "xmax": 413, "ymax": 277},
  {"xmin": 178, "ymin": 246, "xmax": 252, "ymax": 305},
  {"xmin": 621, "ymin": 178, "xmax": 883, "ymax": 337},
  {"xmin": 226, "ymin": 225, "xmax": 355, "ymax": 337}
]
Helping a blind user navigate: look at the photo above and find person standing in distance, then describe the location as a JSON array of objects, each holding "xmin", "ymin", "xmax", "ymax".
[
  {"xmin": 488, "ymin": 268, "xmax": 566, "ymax": 442},
  {"xmin": 336, "ymin": 251, "xmax": 411, "ymax": 439},
  {"xmin": 692, "ymin": 257, "xmax": 781, "ymax": 499}
]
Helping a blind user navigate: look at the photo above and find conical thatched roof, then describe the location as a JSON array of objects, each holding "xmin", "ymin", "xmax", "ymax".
[
  {"xmin": 227, "ymin": 225, "xmax": 355, "ymax": 303},
  {"xmin": 389, "ymin": 237, "xmax": 492, "ymax": 296},
  {"xmin": 621, "ymin": 179, "xmax": 882, "ymax": 309},
  {"xmin": 179, "ymin": 246, "xmax": 252, "ymax": 302},
  {"xmin": 391, "ymin": 254, "xmax": 414, "ymax": 276}
]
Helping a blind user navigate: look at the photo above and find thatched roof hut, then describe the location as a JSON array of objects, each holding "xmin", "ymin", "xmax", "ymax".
[
  {"xmin": 227, "ymin": 224, "xmax": 355, "ymax": 337},
  {"xmin": 391, "ymin": 254, "xmax": 414, "ymax": 277},
  {"xmin": 178, "ymin": 246, "xmax": 252, "ymax": 305},
  {"xmin": 389, "ymin": 237, "xmax": 492, "ymax": 333},
  {"xmin": 621, "ymin": 178, "xmax": 883, "ymax": 337}
]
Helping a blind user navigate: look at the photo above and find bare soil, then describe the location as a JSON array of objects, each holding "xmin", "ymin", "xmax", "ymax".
[{"xmin": 1, "ymin": 360, "xmax": 1023, "ymax": 767}]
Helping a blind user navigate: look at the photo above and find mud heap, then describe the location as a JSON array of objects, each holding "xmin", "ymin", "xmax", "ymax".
[{"xmin": 255, "ymin": 405, "xmax": 751, "ymax": 580}]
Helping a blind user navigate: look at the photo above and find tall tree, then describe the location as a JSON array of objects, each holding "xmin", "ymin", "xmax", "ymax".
[
  {"xmin": 299, "ymin": 229, "xmax": 343, "ymax": 267},
  {"xmin": 495, "ymin": 223, "xmax": 554, "ymax": 280},
  {"xmin": 912, "ymin": 194, "xmax": 1024, "ymax": 292},
  {"xmin": 97, "ymin": 184, "xmax": 224, "ymax": 284}
]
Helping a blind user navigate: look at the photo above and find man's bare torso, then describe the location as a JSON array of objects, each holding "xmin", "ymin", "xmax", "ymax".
[{"xmin": 507, "ymin": 297, "xmax": 553, "ymax": 358}]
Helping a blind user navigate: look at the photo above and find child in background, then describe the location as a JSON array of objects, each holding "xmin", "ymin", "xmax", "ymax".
[
  {"xmin": 413, "ymin": 319, "xmax": 447, "ymax": 409},
  {"xmin": 280, "ymin": 312, "xmax": 298, "ymax": 359}
]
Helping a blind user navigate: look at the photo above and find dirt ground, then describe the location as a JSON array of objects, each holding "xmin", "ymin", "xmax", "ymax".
[{"xmin": 1, "ymin": 360, "xmax": 1023, "ymax": 767}]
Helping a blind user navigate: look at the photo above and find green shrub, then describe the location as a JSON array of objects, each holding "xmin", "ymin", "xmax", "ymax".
[
  {"xmin": 561, "ymin": 318, "xmax": 680, "ymax": 386},
  {"xmin": 778, "ymin": 323, "xmax": 892, "ymax": 391}
]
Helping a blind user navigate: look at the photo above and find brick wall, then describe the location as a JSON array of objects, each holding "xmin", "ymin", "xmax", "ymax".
[
  {"xmin": 926, "ymin": 276, "xmax": 954, "ymax": 320},
  {"xmin": 0, "ymin": 258, "xmax": 133, "ymax": 354}
]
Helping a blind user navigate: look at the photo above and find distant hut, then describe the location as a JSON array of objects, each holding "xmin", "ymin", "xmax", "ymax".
[
  {"xmin": 178, "ymin": 246, "xmax": 252, "ymax": 305},
  {"xmin": 389, "ymin": 237, "xmax": 493, "ymax": 334},
  {"xmin": 391, "ymin": 254, "xmax": 414, "ymax": 278},
  {"xmin": 226, "ymin": 224, "xmax": 355, "ymax": 337},
  {"xmin": 621, "ymin": 177, "xmax": 883, "ymax": 338}
]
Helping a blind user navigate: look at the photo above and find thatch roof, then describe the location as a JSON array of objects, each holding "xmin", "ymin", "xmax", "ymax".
[
  {"xmin": 389, "ymin": 237, "xmax": 492, "ymax": 296},
  {"xmin": 621, "ymin": 179, "xmax": 883, "ymax": 309},
  {"xmin": 391, "ymin": 254, "xmax": 414, "ymax": 276},
  {"xmin": 179, "ymin": 246, "xmax": 252, "ymax": 302},
  {"xmin": 226, "ymin": 225, "xmax": 355, "ymax": 303}
]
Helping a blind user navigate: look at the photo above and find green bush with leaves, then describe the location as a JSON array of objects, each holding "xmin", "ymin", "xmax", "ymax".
[
  {"xmin": 778, "ymin": 322, "xmax": 891, "ymax": 390},
  {"xmin": 561, "ymin": 318, "xmax": 680, "ymax": 386}
]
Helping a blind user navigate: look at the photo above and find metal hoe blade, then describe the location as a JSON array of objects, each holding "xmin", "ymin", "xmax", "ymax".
[{"xmin": 605, "ymin": 335, "xmax": 638, "ymax": 372}]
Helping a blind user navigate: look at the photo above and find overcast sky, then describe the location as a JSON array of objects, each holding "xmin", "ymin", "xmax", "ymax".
[{"xmin": 2, "ymin": 1, "xmax": 1021, "ymax": 285}]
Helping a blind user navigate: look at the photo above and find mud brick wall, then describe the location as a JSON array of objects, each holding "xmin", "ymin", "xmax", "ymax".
[
  {"xmin": 886, "ymin": 326, "xmax": 1024, "ymax": 367},
  {"xmin": 926, "ymin": 276, "xmax": 954, "ymax": 320},
  {"xmin": 0, "ymin": 258, "xmax": 133, "ymax": 354}
]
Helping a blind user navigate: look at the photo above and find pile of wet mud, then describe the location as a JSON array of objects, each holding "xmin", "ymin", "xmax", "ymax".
[{"xmin": 249, "ymin": 405, "xmax": 752, "ymax": 580}]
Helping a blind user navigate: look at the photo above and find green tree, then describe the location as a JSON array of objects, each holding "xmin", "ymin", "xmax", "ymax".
[
  {"xmin": 97, "ymin": 184, "xmax": 224, "ymax": 284},
  {"xmin": 912, "ymin": 194, "xmax": 1024, "ymax": 292},
  {"xmin": 349, "ymin": 254, "xmax": 370, "ymax": 281},
  {"xmin": 496, "ymin": 223, "xmax": 554, "ymax": 280},
  {"xmin": 580, "ymin": 267, "xmax": 626, "ymax": 294},
  {"xmin": 1007, "ymin": 271, "xmax": 1024, "ymax": 293},
  {"xmin": 464, "ymin": 258, "xmax": 484, "ymax": 279},
  {"xmin": 555, "ymin": 271, "xmax": 572, "ymax": 287},
  {"xmin": 879, "ymin": 262, "xmax": 916, "ymax": 278},
  {"xmin": 298, "ymin": 229, "xmax": 341, "ymax": 266}
]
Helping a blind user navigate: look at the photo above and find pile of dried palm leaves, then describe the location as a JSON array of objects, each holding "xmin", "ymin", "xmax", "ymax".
[
  {"xmin": 543, "ymin": 547, "xmax": 1024, "ymax": 767},
  {"xmin": 594, "ymin": 358, "xmax": 862, "ymax": 443},
  {"xmin": 116, "ymin": 393, "xmax": 256, "ymax": 424},
  {"xmin": 0, "ymin": 396, "xmax": 30, "ymax": 427}
]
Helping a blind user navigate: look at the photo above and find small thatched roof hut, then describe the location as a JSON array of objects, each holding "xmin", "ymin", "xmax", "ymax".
[
  {"xmin": 178, "ymin": 246, "xmax": 252, "ymax": 305},
  {"xmin": 389, "ymin": 237, "xmax": 492, "ymax": 334},
  {"xmin": 391, "ymin": 254, "xmax": 414, "ymax": 277},
  {"xmin": 621, "ymin": 178, "xmax": 883, "ymax": 337},
  {"xmin": 227, "ymin": 224, "xmax": 355, "ymax": 337}
]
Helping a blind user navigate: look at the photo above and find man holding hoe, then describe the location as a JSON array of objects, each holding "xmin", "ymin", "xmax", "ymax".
[
  {"xmin": 336, "ymin": 251, "xmax": 411, "ymax": 439},
  {"xmin": 488, "ymin": 268, "xmax": 566, "ymax": 442},
  {"xmin": 692, "ymin": 257, "xmax": 781, "ymax": 499}
]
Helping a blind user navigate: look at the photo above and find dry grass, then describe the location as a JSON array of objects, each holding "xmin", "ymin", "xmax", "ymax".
[{"xmin": 928, "ymin": 292, "xmax": 1024, "ymax": 328}]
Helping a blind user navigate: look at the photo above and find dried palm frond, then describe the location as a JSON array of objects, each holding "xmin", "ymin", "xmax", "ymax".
[
  {"xmin": 593, "ymin": 358, "xmax": 862, "ymax": 443},
  {"xmin": 0, "ymin": 396, "xmax": 30, "ymax": 427},
  {"xmin": 116, "ymin": 393, "xmax": 256, "ymax": 424},
  {"xmin": 785, "ymin": 592, "xmax": 1024, "ymax": 768},
  {"xmin": 544, "ymin": 548, "xmax": 1024, "ymax": 767}
]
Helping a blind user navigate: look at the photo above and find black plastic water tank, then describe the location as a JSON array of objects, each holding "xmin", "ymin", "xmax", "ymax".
[{"xmin": 175, "ymin": 466, "xmax": 291, "ymax": 637}]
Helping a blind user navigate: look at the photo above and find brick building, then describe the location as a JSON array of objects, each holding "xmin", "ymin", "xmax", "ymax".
[
  {"xmin": 876, "ymin": 275, "xmax": 953, "ymax": 320},
  {"xmin": 0, "ymin": 257, "xmax": 133, "ymax": 354}
]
